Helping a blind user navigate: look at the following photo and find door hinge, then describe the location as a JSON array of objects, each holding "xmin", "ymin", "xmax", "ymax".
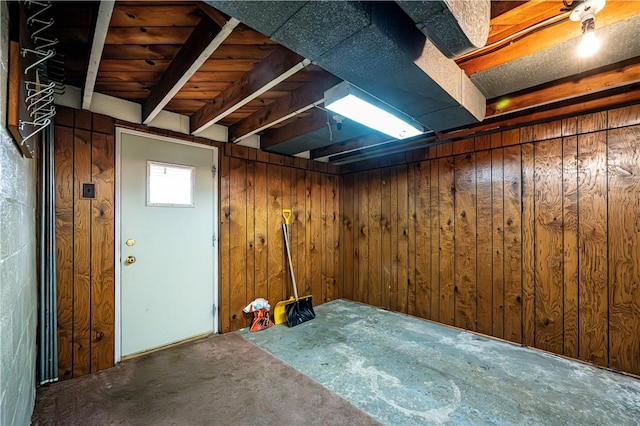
[
  {"xmin": 212, "ymin": 235, "xmax": 217, "ymax": 248},
  {"xmin": 212, "ymin": 304, "xmax": 217, "ymax": 315},
  {"xmin": 212, "ymin": 165, "xmax": 217, "ymax": 177}
]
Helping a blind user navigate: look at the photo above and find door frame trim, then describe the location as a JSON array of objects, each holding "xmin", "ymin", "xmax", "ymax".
[{"xmin": 114, "ymin": 127, "xmax": 219, "ymax": 363}]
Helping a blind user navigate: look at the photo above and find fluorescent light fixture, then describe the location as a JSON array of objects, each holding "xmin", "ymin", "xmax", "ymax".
[{"xmin": 324, "ymin": 82, "xmax": 423, "ymax": 140}]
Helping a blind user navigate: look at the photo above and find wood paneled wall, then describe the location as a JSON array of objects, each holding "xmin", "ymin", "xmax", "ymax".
[
  {"xmin": 219, "ymin": 144, "xmax": 340, "ymax": 332},
  {"xmin": 340, "ymin": 104, "xmax": 640, "ymax": 376},
  {"xmin": 54, "ymin": 107, "xmax": 116, "ymax": 379},
  {"xmin": 54, "ymin": 106, "xmax": 340, "ymax": 378}
]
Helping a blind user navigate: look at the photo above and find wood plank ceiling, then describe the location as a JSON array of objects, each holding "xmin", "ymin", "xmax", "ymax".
[{"xmin": 50, "ymin": 1, "xmax": 640, "ymax": 164}]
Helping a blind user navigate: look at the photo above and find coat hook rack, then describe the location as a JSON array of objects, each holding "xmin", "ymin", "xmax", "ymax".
[{"xmin": 8, "ymin": 0, "xmax": 64, "ymax": 155}]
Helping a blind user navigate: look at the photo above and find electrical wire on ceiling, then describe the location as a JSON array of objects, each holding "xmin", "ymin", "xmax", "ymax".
[{"xmin": 456, "ymin": 9, "xmax": 573, "ymax": 64}]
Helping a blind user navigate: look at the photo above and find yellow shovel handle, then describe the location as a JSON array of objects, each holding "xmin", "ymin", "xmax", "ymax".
[{"xmin": 282, "ymin": 209, "xmax": 291, "ymax": 225}]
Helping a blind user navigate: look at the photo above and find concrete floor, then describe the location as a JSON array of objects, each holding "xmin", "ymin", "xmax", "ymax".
[
  {"xmin": 241, "ymin": 299, "xmax": 640, "ymax": 425},
  {"xmin": 32, "ymin": 333, "xmax": 379, "ymax": 425}
]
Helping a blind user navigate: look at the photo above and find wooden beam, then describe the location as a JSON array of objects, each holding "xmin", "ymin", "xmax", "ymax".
[
  {"xmin": 197, "ymin": 2, "xmax": 229, "ymax": 28},
  {"xmin": 228, "ymin": 75, "xmax": 340, "ymax": 143},
  {"xmin": 490, "ymin": 1, "xmax": 528, "ymax": 20},
  {"xmin": 82, "ymin": 1, "xmax": 114, "ymax": 110},
  {"xmin": 260, "ymin": 107, "xmax": 327, "ymax": 151},
  {"xmin": 190, "ymin": 47, "xmax": 309, "ymax": 134},
  {"xmin": 487, "ymin": 1, "xmax": 562, "ymax": 45},
  {"xmin": 487, "ymin": 59, "xmax": 640, "ymax": 117},
  {"xmin": 141, "ymin": 16, "xmax": 239, "ymax": 124},
  {"xmin": 457, "ymin": 2, "xmax": 639, "ymax": 76},
  {"xmin": 440, "ymin": 84, "xmax": 640, "ymax": 140}
]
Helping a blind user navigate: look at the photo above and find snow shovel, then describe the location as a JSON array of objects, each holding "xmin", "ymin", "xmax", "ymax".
[
  {"xmin": 279, "ymin": 209, "xmax": 315, "ymax": 327},
  {"xmin": 273, "ymin": 209, "xmax": 306, "ymax": 324}
]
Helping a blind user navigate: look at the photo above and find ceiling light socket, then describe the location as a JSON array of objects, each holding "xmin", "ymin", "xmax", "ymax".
[{"xmin": 569, "ymin": 0, "xmax": 606, "ymax": 22}]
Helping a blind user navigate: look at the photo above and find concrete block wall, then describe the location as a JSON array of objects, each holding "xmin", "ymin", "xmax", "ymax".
[{"xmin": 0, "ymin": 1, "xmax": 38, "ymax": 424}]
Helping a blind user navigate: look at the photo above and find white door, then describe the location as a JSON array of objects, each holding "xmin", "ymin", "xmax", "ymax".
[{"xmin": 119, "ymin": 130, "xmax": 217, "ymax": 357}]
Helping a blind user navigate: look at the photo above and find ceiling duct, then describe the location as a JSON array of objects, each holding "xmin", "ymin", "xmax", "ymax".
[
  {"xmin": 396, "ymin": 0, "xmax": 490, "ymax": 58},
  {"xmin": 209, "ymin": 1, "xmax": 487, "ymax": 149}
]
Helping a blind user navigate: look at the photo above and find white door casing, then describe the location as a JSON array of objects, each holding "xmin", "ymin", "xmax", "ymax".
[{"xmin": 115, "ymin": 128, "xmax": 218, "ymax": 360}]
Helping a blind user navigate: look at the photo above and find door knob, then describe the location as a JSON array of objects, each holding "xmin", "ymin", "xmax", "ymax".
[{"xmin": 125, "ymin": 256, "xmax": 137, "ymax": 265}]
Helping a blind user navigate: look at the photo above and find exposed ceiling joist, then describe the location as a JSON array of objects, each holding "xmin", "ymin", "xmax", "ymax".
[
  {"xmin": 51, "ymin": 0, "xmax": 640, "ymax": 167},
  {"xmin": 228, "ymin": 75, "xmax": 340, "ymax": 143},
  {"xmin": 260, "ymin": 107, "xmax": 328, "ymax": 151},
  {"xmin": 487, "ymin": 59, "xmax": 640, "ymax": 117},
  {"xmin": 197, "ymin": 2, "xmax": 229, "ymax": 28},
  {"xmin": 441, "ymin": 85, "xmax": 640, "ymax": 140},
  {"xmin": 142, "ymin": 16, "xmax": 239, "ymax": 124},
  {"xmin": 190, "ymin": 47, "xmax": 309, "ymax": 134},
  {"xmin": 82, "ymin": 1, "xmax": 114, "ymax": 110}
]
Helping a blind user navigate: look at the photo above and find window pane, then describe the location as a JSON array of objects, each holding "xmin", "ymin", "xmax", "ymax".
[{"xmin": 147, "ymin": 161, "xmax": 194, "ymax": 207}]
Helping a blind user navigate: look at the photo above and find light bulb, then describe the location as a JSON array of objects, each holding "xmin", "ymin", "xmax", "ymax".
[{"xmin": 577, "ymin": 30, "xmax": 600, "ymax": 57}]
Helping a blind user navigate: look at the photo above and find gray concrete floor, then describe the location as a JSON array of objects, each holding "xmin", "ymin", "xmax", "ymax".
[{"xmin": 240, "ymin": 299, "xmax": 640, "ymax": 425}]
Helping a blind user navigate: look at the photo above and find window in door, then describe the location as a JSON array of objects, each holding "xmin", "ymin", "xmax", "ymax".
[{"xmin": 146, "ymin": 161, "xmax": 195, "ymax": 207}]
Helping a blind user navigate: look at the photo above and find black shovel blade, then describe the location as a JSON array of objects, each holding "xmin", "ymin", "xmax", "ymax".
[{"xmin": 285, "ymin": 297, "xmax": 315, "ymax": 327}]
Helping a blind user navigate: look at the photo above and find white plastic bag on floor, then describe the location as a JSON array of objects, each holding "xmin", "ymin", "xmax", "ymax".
[{"xmin": 243, "ymin": 298, "xmax": 270, "ymax": 313}]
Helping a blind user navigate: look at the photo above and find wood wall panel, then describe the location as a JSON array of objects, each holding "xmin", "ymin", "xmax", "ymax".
[
  {"xmin": 295, "ymin": 168, "xmax": 308, "ymax": 299},
  {"xmin": 90, "ymin": 133, "xmax": 115, "ymax": 372},
  {"xmin": 578, "ymin": 132, "xmax": 608, "ymax": 366},
  {"xmin": 397, "ymin": 166, "xmax": 409, "ymax": 313},
  {"xmin": 407, "ymin": 165, "xmax": 416, "ymax": 316},
  {"xmin": 253, "ymin": 162, "xmax": 268, "ymax": 309},
  {"xmin": 54, "ymin": 125, "xmax": 74, "ymax": 380},
  {"xmin": 534, "ymin": 139, "xmax": 564, "ymax": 352},
  {"xmin": 368, "ymin": 170, "xmax": 382, "ymax": 307},
  {"xmin": 339, "ymin": 105, "xmax": 640, "ymax": 377},
  {"xmin": 245, "ymin": 161, "xmax": 256, "ymax": 328},
  {"xmin": 454, "ymin": 154, "xmax": 476, "ymax": 331},
  {"xmin": 608, "ymin": 125, "xmax": 640, "ymax": 376},
  {"xmin": 381, "ymin": 169, "xmax": 392, "ymax": 310},
  {"xmin": 562, "ymin": 136, "xmax": 579, "ymax": 358},
  {"xmin": 72, "ymin": 129, "xmax": 92, "ymax": 377},
  {"xmin": 310, "ymin": 172, "xmax": 323, "ymax": 300},
  {"xmin": 389, "ymin": 168, "xmax": 399, "ymax": 312},
  {"xmin": 491, "ymin": 149, "xmax": 505, "ymax": 339},
  {"xmin": 415, "ymin": 162, "xmax": 431, "ymax": 319},
  {"xmin": 267, "ymin": 164, "xmax": 284, "ymax": 306},
  {"xmin": 476, "ymin": 151, "xmax": 492, "ymax": 336},
  {"xmin": 341, "ymin": 174, "xmax": 354, "ymax": 300},
  {"xmin": 503, "ymin": 145, "xmax": 523, "ymax": 344},
  {"xmin": 229, "ymin": 158, "xmax": 247, "ymax": 331},
  {"xmin": 521, "ymin": 144, "xmax": 535, "ymax": 347},
  {"xmin": 54, "ymin": 109, "xmax": 115, "ymax": 379},
  {"xmin": 358, "ymin": 172, "xmax": 369, "ymax": 304},
  {"xmin": 352, "ymin": 174, "xmax": 362, "ymax": 303},
  {"xmin": 219, "ymin": 153, "xmax": 231, "ymax": 333},
  {"xmin": 283, "ymin": 168, "xmax": 293, "ymax": 301},
  {"xmin": 332, "ymin": 176, "xmax": 340, "ymax": 302},
  {"xmin": 439, "ymin": 158, "xmax": 456, "ymax": 325},
  {"xmin": 429, "ymin": 163, "xmax": 440, "ymax": 321}
]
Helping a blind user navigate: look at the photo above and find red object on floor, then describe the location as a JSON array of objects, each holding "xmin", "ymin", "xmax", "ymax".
[{"xmin": 250, "ymin": 308, "xmax": 273, "ymax": 332}]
